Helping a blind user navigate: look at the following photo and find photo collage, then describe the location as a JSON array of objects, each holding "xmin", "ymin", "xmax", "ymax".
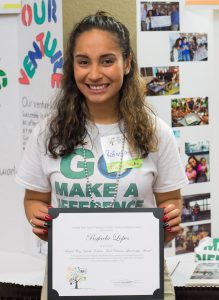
[{"xmin": 139, "ymin": 1, "xmax": 211, "ymax": 255}]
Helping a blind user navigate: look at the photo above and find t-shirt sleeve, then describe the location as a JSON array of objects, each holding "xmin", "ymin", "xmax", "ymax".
[
  {"xmin": 152, "ymin": 118, "xmax": 188, "ymax": 193},
  {"xmin": 15, "ymin": 122, "xmax": 51, "ymax": 192}
]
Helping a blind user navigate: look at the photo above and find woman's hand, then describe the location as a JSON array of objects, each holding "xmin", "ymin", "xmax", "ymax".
[
  {"xmin": 24, "ymin": 189, "xmax": 51, "ymax": 242},
  {"xmin": 155, "ymin": 189, "xmax": 182, "ymax": 244},
  {"xmin": 29, "ymin": 203, "xmax": 52, "ymax": 241},
  {"xmin": 161, "ymin": 204, "xmax": 182, "ymax": 244}
]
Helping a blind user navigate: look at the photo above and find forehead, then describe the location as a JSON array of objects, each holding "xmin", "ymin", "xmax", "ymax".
[{"xmin": 74, "ymin": 29, "xmax": 121, "ymax": 54}]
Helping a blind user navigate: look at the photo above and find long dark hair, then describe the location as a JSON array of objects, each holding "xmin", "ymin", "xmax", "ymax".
[{"xmin": 47, "ymin": 11, "xmax": 157, "ymax": 158}]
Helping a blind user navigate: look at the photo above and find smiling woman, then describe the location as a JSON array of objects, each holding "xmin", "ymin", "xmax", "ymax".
[{"xmin": 15, "ymin": 11, "xmax": 188, "ymax": 300}]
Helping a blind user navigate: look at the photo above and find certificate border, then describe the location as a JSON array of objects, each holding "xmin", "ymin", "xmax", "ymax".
[{"xmin": 48, "ymin": 208, "xmax": 164, "ymax": 300}]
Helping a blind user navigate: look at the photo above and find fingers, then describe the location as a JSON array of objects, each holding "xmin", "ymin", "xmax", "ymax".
[
  {"xmin": 162, "ymin": 204, "xmax": 181, "ymax": 234},
  {"xmin": 29, "ymin": 205, "xmax": 53, "ymax": 241}
]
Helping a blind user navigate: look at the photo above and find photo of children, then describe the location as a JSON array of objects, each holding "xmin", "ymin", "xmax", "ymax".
[
  {"xmin": 175, "ymin": 223, "xmax": 211, "ymax": 255},
  {"xmin": 140, "ymin": 2, "xmax": 180, "ymax": 31},
  {"xmin": 184, "ymin": 140, "xmax": 210, "ymax": 183},
  {"xmin": 182, "ymin": 193, "xmax": 211, "ymax": 223},
  {"xmin": 140, "ymin": 66, "xmax": 180, "ymax": 96},
  {"xmin": 169, "ymin": 33, "xmax": 208, "ymax": 62},
  {"xmin": 171, "ymin": 97, "xmax": 209, "ymax": 127}
]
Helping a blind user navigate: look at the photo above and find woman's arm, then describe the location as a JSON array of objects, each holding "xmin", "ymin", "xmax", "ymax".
[
  {"xmin": 24, "ymin": 189, "xmax": 51, "ymax": 241},
  {"xmin": 154, "ymin": 189, "xmax": 182, "ymax": 244}
]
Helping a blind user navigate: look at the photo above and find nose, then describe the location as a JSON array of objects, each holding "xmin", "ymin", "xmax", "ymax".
[{"xmin": 88, "ymin": 64, "xmax": 102, "ymax": 81}]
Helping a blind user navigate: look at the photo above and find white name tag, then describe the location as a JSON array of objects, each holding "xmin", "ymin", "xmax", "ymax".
[{"xmin": 100, "ymin": 134, "xmax": 142, "ymax": 173}]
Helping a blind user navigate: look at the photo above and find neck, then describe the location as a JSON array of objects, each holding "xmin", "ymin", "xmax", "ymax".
[{"xmin": 86, "ymin": 102, "xmax": 120, "ymax": 124}]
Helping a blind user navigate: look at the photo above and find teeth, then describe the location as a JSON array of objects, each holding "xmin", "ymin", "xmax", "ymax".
[{"xmin": 89, "ymin": 84, "xmax": 107, "ymax": 90}]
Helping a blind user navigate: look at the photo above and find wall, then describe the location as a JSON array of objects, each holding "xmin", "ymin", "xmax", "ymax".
[{"xmin": 62, "ymin": 0, "xmax": 137, "ymax": 55}]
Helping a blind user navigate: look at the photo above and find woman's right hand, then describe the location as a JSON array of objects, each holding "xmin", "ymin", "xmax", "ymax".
[
  {"xmin": 30, "ymin": 203, "xmax": 52, "ymax": 241},
  {"xmin": 24, "ymin": 189, "xmax": 52, "ymax": 242}
]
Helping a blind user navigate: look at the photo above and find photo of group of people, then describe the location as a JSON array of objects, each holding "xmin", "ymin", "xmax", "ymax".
[
  {"xmin": 170, "ymin": 33, "xmax": 208, "ymax": 62},
  {"xmin": 185, "ymin": 140, "xmax": 210, "ymax": 184},
  {"xmin": 182, "ymin": 193, "xmax": 211, "ymax": 223},
  {"xmin": 171, "ymin": 97, "xmax": 209, "ymax": 127},
  {"xmin": 175, "ymin": 223, "xmax": 211, "ymax": 255},
  {"xmin": 140, "ymin": 2, "xmax": 180, "ymax": 31},
  {"xmin": 140, "ymin": 66, "xmax": 180, "ymax": 96}
]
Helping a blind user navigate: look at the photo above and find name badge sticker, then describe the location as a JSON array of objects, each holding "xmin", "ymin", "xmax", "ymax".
[{"xmin": 100, "ymin": 134, "xmax": 142, "ymax": 173}]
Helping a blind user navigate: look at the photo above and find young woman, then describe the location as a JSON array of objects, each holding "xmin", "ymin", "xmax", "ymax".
[{"xmin": 16, "ymin": 11, "xmax": 188, "ymax": 300}]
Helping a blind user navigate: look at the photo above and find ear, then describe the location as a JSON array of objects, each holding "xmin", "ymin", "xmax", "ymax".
[{"xmin": 124, "ymin": 53, "xmax": 132, "ymax": 75}]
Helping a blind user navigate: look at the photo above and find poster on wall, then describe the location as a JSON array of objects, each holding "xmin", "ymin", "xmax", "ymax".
[
  {"xmin": 17, "ymin": 0, "xmax": 63, "ymax": 256},
  {"xmin": 18, "ymin": 0, "xmax": 63, "ymax": 150},
  {"xmin": 136, "ymin": 0, "xmax": 214, "ymax": 259},
  {"xmin": 140, "ymin": 1, "xmax": 180, "ymax": 31},
  {"xmin": 169, "ymin": 33, "xmax": 208, "ymax": 62},
  {"xmin": 0, "ymin": 0, "xmax": 21, "ymax": 14}
]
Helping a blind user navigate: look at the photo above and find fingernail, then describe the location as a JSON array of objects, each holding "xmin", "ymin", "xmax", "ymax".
[
  {"xmin": 166, "ymin": 227, "xmax": 172, "ymax": 232},
  {"xmin": 48, "ymin": 205, "xmax": 53, "ymax": 208},
  {"xmin": 45, "ymin": 215, "xmax": 52, "ymax": 221},
  {"xmin": 162, "ymin": 215, "xmax": 168, "ymax": 222},
  {"xmin": 43, "ymin": 222, "xmax": 49, "ymax": 228},
  {"xmin": 43, "ymin": 229, "xmax": 48, "ymax": 234},
  {"xmin": 163, "ymin": 222, "xmax": 170, "ymax": 229}
]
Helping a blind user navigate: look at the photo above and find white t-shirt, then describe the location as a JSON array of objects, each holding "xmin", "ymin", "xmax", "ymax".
[{"xmin": 16, "ymin": 117, "xmax": 188, "ymax": 209}]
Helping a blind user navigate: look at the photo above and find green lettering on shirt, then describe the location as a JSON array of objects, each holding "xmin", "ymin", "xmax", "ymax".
[
  {"xmin": 60, "ymin": 148, "xmax": 94, "ymax": 179},
  {"xmin": 69, "ymin": 183, "xmax": 85, "ymax": 197},
  {"xmin": 55, "ymin": 181, "xmax": 68, "ymax": 196},
  {"xmin": 103, "ymin": 183, "xmax": 116, "ymax": 197},
  {"xmin": 124, "ymin": 183, "xmax": 138, "ymax": 197},
  {"xmin": 86, "ymin": 183, "xmax": 102, "ymax": 197}
]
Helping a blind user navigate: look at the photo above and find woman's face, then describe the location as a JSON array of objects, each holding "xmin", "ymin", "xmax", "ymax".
[
  {"xmin": 189, "ymin": 157, "xmax": 197, "ymax": 167},
  {"xmin": 73, "ymin": 29, "xmax": 130, "ymax": 109}
]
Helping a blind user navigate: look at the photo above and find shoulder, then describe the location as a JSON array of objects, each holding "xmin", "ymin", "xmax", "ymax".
[{"xmin": 154, "ymin": 116, "xmax": 173, "ymax": 138}]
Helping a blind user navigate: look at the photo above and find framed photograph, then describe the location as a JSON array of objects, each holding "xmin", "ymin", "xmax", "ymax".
[
  {"xmin": 140, "ymin": 2, "xmax": 180, "ymax": 31},
  {"xmin": 169, "ymin": 33, "xmax": 208, "ymax": 62},
  {"xmin": 182, "ymin": 193, "xmax": 211, "ymax": 224},
  {"xmin": 184, "ymin": 140, "xmax": 210, "ymax": 184},
  {"xmin": 175, "ymin": 223, "xmax": 211, "ymax": 255},
  {"xmin": 48, "ymin": 208, "xmax": 164, "ymax": 299},
  {"xmin": 140, "ymin": 66, "xmax": 180, "ymax": 96},
  {"xmin": 171, "ymin": 97, "xmax": 209, "ymax": 127}
]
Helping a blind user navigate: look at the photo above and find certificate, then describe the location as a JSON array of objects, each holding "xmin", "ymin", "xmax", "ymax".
[{"xmin": 48, "ymin": 208, "xmax": 164, "ymax": 299}]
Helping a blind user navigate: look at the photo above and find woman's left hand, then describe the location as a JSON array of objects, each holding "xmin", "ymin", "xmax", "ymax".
[{"xmin": 160, "ymin": 203, "xmax": 182, "ymax": 244}]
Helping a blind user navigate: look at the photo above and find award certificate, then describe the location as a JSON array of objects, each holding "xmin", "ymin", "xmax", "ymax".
[{"xmin": 48, "ymin": 208, "xmax": 164, "ymax": 299}]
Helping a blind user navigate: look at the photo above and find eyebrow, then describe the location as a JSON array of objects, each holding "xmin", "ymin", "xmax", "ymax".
[{"xmin": 75, "ymin": 53, "xmax": 116, "ymax": 58}]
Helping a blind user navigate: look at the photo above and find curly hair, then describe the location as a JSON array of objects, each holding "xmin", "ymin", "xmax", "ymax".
[{"xmin": 47, "ymin": 11, "xmax": 157, "ymax": 158}]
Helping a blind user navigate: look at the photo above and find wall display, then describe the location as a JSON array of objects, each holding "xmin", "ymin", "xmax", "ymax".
[
  {"xmin": 18, "ymin": 0, "xmax": 63, "ymax": 150},
  {"xmin": 170, "ymin": 32, "xmax": 208, "ymax": 62},
  {"xmin": 140, "ymin": 1, "xmax": 180, "ymax": 31},
  {"xmin": 137, "ymin": 0, "xmax": 214, "ymax": 260},
  {"xmin": 182, "ymin": 193, "xmax": 211, "ymax": 223},
  {"xmin": 0, "ymin": 0, "xmax": 63, "ymax": 255},
  {"xmin": 175, "ymin": 223, "xmax": 211, "ymax": 255},
  {"xmin": 140, "ymin": 66, "xmax": 180, "ymax": 96},
  {"xmin": 171, "ymin": 97, "xmax": 209, "ymax": 127}
]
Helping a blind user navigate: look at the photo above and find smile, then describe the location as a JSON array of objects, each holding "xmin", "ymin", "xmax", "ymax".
[{"xmin": 87, "ymin": 84, "xmax": 109, "ymax": 90}]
